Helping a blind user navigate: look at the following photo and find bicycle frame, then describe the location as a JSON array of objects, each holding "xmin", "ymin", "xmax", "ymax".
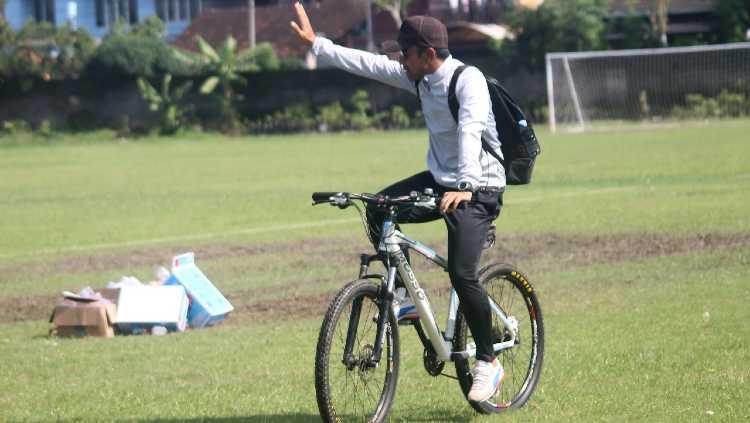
[{"xmin": 348, "ymin": 207, "xmax": 519, "ymax": 365}]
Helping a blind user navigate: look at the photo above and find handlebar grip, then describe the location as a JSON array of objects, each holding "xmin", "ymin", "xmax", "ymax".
[{"xmin": 312, "ymin": 192, "xmax": 343, "ymax": 203}]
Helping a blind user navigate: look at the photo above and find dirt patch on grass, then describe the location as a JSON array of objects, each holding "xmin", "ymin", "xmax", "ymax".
[
  {"xmin": 0, "ymin": 294, "xmax": 57, "ymax": 324},
  {"xmin": 485, "ymin": 232, "xmax": 750, "ymax": 269},
  {"xmin": 0, "ymin": 237, "xmax": 349, "ymax": 281},
  {"xmin": 2, "ymin": 232, "xmax": 748, "ymax": 325}
]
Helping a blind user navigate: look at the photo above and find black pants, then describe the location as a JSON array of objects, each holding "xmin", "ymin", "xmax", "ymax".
[{"xmin": 366, "ymin": 171, "xmax": 502, "ymax": 363}]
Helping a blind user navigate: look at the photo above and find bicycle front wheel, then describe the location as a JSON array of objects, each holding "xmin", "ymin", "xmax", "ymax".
[
  {"xmin": 315, "ymin": 279, "xmax": 400, "ymax": 423},
  {"xmin": 454, "ymin": 263, "xmax": 544, "ymax": 413}
]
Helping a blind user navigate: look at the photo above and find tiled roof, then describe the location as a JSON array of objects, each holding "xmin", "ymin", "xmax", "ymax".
[{"xmin": 173, "ymin": 0, "xmax": 372, "ymax": 58}]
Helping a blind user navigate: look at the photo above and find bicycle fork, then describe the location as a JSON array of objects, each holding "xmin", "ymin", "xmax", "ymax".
[{"xmin": 341, "ymin": 254, "xmax": 393, "ymax": 369}]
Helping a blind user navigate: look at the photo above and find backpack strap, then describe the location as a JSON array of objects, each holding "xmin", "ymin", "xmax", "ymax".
[
  {"xmin": 414, "ymin": 80, "xmax": 421, "ymax": 106},
  {"xmin": 448, "ymin": 65, "xmax": 505, "ymax": 166}
]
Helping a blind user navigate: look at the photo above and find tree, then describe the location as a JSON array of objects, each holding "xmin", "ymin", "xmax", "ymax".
[
  {"xmin": 87, "ymin": 31, "xmax": 181, "ymax": 79},
  {"xmin": 4, "ymin": 21, "xmax": 95, "ymax": 82},
  {"xmin": 130, "ymin": 16, "xmax": 166, "ymax": 39},
  {"xmin": 137, "ymin": 73, "xmax": 193, "ymax": 135},
  {"xmin": 549, "ymin": 0, "xmax": 608, "ymax": 52},
  {"xmin": 492, "ymin": 5, "xmax": 558, "ymax": 71},
  {"xmin": 647, "ymin": 0, "xmax": 670, "ymax": 46},
  {"xmin": 494, "ymin": 0, "xmax": 607, "ymax": 72},
  {"xmin": 713, "ymin": 0, "xmax": 750, "ymax": 43},
  {"xmin": 606, "ymin": 0, "xmax": 660, "ymax": 50},
  {"xmin": 374, "ymin": 0, "xmax": 412, "ymax": 28},
  {"xmin": 174, "ymin": 35, "xmax": 279, "ymax": 131}
]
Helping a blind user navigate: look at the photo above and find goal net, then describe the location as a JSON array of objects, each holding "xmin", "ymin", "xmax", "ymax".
[{"xmin": 545, "ymin": 43, "xmax": 750, "ymax": 132}]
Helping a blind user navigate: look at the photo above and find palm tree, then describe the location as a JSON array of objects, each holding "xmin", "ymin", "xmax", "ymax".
[{"xmin": 174, "ymin": 35, "xmax": 278, "ymax": 131}]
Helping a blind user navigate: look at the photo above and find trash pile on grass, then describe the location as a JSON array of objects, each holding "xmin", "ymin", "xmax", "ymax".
[{"xmin": 49, "ymin": 252, "xmax": 233, "ymax": 338}]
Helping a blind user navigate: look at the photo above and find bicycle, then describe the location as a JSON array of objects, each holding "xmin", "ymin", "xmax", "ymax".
[{"xmin": 312, "ymin": 190, "xmax": 544, "ymax": 423}]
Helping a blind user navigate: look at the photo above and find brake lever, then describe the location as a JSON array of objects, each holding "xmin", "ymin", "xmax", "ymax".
[{"xmin": 333, "ymin": 196, "xmax": 350, "ymax": 209}]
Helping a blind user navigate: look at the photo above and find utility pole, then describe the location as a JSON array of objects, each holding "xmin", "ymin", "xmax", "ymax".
[
  {"xmin": 366, "ymin": 0, "xmax": 375, "ymax": 52},
  {"xmin": 248, "ymin": 0, "xmax": 256, "ymax": 49}
]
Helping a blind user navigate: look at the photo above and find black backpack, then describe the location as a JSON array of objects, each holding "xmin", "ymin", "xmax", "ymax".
[{"xmin": 416, "ymin": 65, "xmax": 541, "ymax": 185}]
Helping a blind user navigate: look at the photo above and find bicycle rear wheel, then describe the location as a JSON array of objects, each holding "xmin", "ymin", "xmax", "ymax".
[
  {"xmin": 454, "ymin": 263, "xmax": 544, "ymax": 413},
  {"xmin": 315, "ymin": 279, "xmax": 399, "ymax": 423}
]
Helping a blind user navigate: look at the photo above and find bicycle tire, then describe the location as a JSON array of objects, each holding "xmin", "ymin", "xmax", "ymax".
[
  {"xmin": 315, "ymin": 279, "xmax": 400, "ymax": 423},
  {"xmin": 453, "ymin": 263, "xmax": 544, "ymax": 413}
]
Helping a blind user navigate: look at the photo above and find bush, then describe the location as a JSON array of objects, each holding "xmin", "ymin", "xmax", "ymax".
[
  {"xmin": 347, "ymin": 89, "xmax": 372, "ymax": 130},
  {"xmin": 671, "ymin": 91, "xmax": 750, "ymax": 119},
  {"xmin": 248, "ymin": 42, "xmax": 279, "ymax": 72},
  {"xmin": 717, "ymin": 90, "xmax": 748, "ymax": 117},
  {"xmin": 247, "ymin": 104, "xmax": 316, "ymax": 133},
  {"xmin": 279, "ymin": 57, "xmax": 305, "ymax": 70},
  {"xmin": 1, "ymin": 119, "xmax": 31, "ymax": 134},
  {"xmin": 1, "ymin": 21, "xmax": 95, "ymax": 81},
  {"xmin": 316, "ymin": 102, "xmax": 348, "ymax": 132},
  {"xmin": 137, "ymin": 73, "xmax": 194, "ymax": 135},
  {"xmin": 130, "ymin": 16, "xmax": 166, "ymax": 39},
  {"xmin": 86, "ymin": 33, "xmax": 182, "ymax": 79},
  {"xmin": 375, "ymin": 105, "xmax": 411, "ymax": 129}
]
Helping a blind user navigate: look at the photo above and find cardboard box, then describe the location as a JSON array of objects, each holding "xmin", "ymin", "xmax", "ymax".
[
  {"xmin": 101, "ymin": 285, "xmax": 189, "ymax": 333},
  {"xmin": 166, "ymin": 252, "xmax": 233, "ymax": 328},
  {"xmin": 50, "ymin": 299, "xmax": 116, "ymax": 338}
]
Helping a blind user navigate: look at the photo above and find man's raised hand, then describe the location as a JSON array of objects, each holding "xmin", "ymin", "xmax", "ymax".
[{"xmin": 290, "ymin": 2, "xmax": 316, "ymax": 46}]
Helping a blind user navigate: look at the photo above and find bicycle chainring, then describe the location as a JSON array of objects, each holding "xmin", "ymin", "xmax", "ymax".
[{"xmin": 423, "ymin": 346, "xmax": 445, "ymax": 377}]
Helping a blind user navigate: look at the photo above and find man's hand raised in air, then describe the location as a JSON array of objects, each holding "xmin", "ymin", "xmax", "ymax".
[{"xmin": 290, "ymin": 2, "xmax": 316, "ymax": 46}]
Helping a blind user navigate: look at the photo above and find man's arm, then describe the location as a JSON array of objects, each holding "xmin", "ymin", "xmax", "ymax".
[{"xmin": 290, "ymin": 2, "xmax": 414, "ymax": 93}]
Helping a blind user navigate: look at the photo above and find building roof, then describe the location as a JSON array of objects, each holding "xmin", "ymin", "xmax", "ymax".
[
  {"xmin": 173, "ymin": 0, "xmax": 370, "ymax": 58},
  {"xmin": 608, "ymin": 0, "xmax": 715, "ymax": 16},
  {"xmin": 448, "ymin": 22, "xmax": 512, "ymax": 40}
]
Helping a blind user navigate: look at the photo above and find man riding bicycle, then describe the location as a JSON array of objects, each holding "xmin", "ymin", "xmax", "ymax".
[{"xmin": 291, "ymin": 2, "xmax": 505, "ymax": 402}]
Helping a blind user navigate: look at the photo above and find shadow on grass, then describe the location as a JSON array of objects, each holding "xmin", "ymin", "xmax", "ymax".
[
  {"xmin": 118, "ymin": 409, "xmax": 474, "ymax": 422},
  {"xmin": 397, "ymin": 410, "xmax": 475, "ymax": 422},
  {"xmin": 127, "ymin": 415, "xmax": 319, "ymax": 422}
]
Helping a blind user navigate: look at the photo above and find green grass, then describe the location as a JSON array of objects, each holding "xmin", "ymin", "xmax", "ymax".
[
  {"xmin": 1, "ymin": 247, "xmax": 747, "ymax": 422},
  {"xmin": 0, "ymin": 122, "xmax": 749, "ymax": 421},
  {"xmin": 2, "ymin": 122, "xmax": 748, "ymax": 260}
]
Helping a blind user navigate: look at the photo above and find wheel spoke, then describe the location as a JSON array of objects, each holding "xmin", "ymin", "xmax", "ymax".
[
  {"xmin": 454, "ymin": 267, "xmax": 543, "ymax": 413},
  {"xmin": 317, "ymin": 281, "xmax": 398, "ymax": 422}
]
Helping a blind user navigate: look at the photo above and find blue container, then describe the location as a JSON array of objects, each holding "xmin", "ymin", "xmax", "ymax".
[{"xmin": 166, "ymin": 253, "xmax": 234, "ymax": 328}]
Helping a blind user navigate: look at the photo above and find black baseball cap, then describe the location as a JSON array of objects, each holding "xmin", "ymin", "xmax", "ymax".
[{"xmin": 382, "ymin": 16, "xmax": 449, "ymax": 53}]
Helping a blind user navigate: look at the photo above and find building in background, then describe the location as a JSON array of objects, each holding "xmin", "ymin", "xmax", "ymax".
[
  {"xmin": 2, "ymin": 0, "xmax": 204, "ymax": 39},
  {"xmin": 173, "ymin": 0, "xmax": 515, "ymax": 64}
]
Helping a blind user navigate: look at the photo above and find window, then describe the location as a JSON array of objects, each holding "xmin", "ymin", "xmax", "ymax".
[
  {"xmin": 34, "ymin": 0, "xmax": 56, "ymax": 23},
  {"xmin": 95, "ymin": 0, "xmax": 139, "ymax": 27},
  {"xmin": 106, "ymin": 0, "xmax": 116, "ymax": 25},
  {"xmin": 156, "ymin": 0, "xmax": 201, "ymax": 22},
  {"xmin": 118, "ymin": 0, "xmax": 129, "ymax": 23},
  {"xmin": 178, "ymin": 0, "xmax": 188, "ymax": 20},
  {"xmin": 189, "ymin": 0, "xmax": 201, "ymax": 20},
  {"xmin": 156, "ymin": 0, "xmax": 166, "ymax": 20},
  {"xmin": 168, "ymin": 0, "xmax": 176, "ymax": 21},
  {"xmin": 96, "ymin": 0, "xmax": 105, "ymax": 26},
  {"xmin": 129, "ymin": 0, "xmax": 139, "ymax": 24}
]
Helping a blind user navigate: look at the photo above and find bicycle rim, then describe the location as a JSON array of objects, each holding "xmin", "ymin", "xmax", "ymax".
[
  {"xmin": 315, "ymin": 280, "xmax": 399, "ymax": 423},
  {"xmin": 454, "ymin": 264, "xmax": 544, "ymax": 413}
]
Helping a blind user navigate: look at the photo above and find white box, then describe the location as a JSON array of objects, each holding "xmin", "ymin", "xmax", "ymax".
[{"xmin": 113, "ymin": 285, "xmax": 189, "ymax": 333}]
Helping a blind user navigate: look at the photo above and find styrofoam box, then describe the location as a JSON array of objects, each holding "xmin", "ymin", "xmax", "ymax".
[{"xmin": 114, "ymin": 285, "xmax": 189, "ymax": 332}]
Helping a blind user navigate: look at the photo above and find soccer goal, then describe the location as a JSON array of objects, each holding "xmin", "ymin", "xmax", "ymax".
[{"xmin": 545, "ymin": 43, "xmax": 750, "ymax": 132}]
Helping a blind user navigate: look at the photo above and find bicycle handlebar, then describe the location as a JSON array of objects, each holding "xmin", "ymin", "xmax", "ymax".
[{"xmin": 311, "ymin": 190, "xmax": 439, "ymax": 209}]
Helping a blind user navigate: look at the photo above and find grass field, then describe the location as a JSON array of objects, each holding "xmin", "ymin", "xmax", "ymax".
[{"xmin": 0, "ymin": 122, "xmax": 749, "ymax": 422}]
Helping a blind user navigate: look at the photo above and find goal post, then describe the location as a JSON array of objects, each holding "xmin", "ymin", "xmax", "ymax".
[{"xmin": 546, "ymin": 42, "xmax": 750, "ymax": 132}]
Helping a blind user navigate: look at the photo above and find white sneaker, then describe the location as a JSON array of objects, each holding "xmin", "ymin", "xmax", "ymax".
[
  {"xmin": 392, "ymin": 288, "xmax": 418, "ymax": 321},
  {"xmin": 467, "ymin": 359, "xmax": 504, "ymax": 402}
]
